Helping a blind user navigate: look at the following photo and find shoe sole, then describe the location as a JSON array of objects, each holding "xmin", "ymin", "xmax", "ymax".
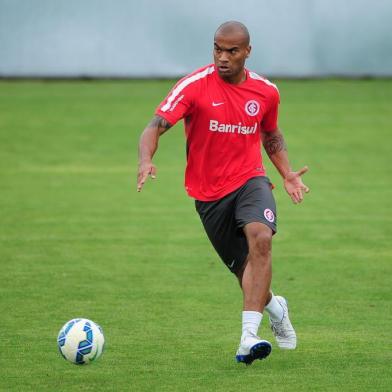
[
  {"xmin": 277, "ymin": 343, "xmax": 296, "ymax": 350},
  {"xmin": 236, "ymin": 341, "xmax": 272, "ymax": 365}
]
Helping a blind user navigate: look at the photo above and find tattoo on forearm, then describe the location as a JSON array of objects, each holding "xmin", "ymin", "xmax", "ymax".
[
  {"xmin": 263, "ymin": 133, "xmax": 287, "ymax": 155},
  {"xmin": 148, "ymin": 115, "xmax": 172, "ymax": 132}
]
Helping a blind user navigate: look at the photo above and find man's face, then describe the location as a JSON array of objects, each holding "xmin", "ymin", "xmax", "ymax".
[{"xmin": 213, "ymin": 31, "xmax": 251, "ymax": 83}]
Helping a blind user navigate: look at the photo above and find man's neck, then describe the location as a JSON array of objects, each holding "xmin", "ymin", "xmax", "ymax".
[{"xmin": 220, "ymin": 69, "xmax": 247, "ymax": 85}]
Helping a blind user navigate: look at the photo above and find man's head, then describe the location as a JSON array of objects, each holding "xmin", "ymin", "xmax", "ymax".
[{"xmin": 213, "ymin": 21, "xmax": 251, "ymax": 84}]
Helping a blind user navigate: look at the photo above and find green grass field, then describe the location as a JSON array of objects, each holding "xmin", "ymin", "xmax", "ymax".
[{"xmin": 0, "ymin": 79, "xmax": 391, "ymax": 391}]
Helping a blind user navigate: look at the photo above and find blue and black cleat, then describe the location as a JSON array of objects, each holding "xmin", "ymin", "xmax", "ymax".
[{"xmin": 236, "ymin": 340, "xmax": 272, "ymax": 365}]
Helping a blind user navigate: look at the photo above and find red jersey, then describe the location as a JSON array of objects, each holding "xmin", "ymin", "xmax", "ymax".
[{"xmin": 155, "ymin": 64, "xmax": 280, "ymax": 201}]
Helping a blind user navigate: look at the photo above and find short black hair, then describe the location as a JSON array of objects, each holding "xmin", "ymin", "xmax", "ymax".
[{"xmin": 215, "ymin": 21, "xmax": 250, "ymax": 46}]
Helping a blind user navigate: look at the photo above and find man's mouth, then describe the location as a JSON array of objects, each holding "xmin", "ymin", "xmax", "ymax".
[{"xmin": 218, "ymin": 65, "xmax": 230, "ymax": 73}]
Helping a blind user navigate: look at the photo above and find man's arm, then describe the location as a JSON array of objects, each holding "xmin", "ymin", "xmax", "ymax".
[
  {"xmin": 262, "ymin": 128, "xmax": 309, "ymax": 204},
  {"xmin": 137, "ymin": 115, "xmax": 172, "ymax": 192}
]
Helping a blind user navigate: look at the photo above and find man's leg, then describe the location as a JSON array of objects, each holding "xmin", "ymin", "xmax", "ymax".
[
  {"xmin": 241, "ymin": 222, "xmax": 272, "ymax": 312},
  {"xmin": 235, "ymin": 222, "xmax": 273, "ymax": 364},
  {"xmin": 237, "ymin": 223, "xmax": 296, "ymax": 351},
  {"xmin": 237, "ymin": 223, "xmax": 297, "ymax": 350}
]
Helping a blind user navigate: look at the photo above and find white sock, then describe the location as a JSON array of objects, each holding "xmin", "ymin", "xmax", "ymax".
[
  {"xmin": 265, "ymin": 295, "xmax": 284, "ymax": 322},
  {"xmin": 241, "ymin": 311, "xmax": 262, "ymax": 340}
]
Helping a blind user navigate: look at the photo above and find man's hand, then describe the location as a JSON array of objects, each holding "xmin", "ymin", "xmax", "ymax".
[
  {"xmin": 283, "ymin": 166, "xmax": 310, "ymax": 204},
  {"xmin": 137, "ymin": 115, "xmax": 172, "ymax": 193},
  {"xmin": 137, "ymin": 161, "xmax": 157, "ymax": 192}
]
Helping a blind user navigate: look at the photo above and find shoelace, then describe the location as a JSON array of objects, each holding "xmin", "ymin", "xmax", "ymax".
[
  {"xmin": 271, "ymin": 317, "xmax": 294, "ymax": 338},
  {"xmin": 271, "ymin": 321, "xmax": 287, "ymax": 337}
]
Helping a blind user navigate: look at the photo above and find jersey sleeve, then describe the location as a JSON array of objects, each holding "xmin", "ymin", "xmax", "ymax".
[
  {"xmin": 155, "ymin": 77, "xmax": 196, "ymax": 126},
  {"xmin": 261, "ymin": 87, "xmax": 280, "ymax": 132}
]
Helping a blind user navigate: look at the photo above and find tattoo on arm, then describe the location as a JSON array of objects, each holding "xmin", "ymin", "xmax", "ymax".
[
  {"xmin": 147, "ymin": 115, "xmax": 172, "ymax": 134},
  {"xmin": 263, "ymin": 131, "xmax": 287, "ymax": 156}
]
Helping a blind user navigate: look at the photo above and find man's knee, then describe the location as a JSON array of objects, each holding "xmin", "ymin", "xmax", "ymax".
[
  {"xmin": 253, "ymin": 230, "xmax": 272, "ymax": 254},
  {"xmin": 244, "ymin": 223, "xmax": 272, "ymax": 254}
]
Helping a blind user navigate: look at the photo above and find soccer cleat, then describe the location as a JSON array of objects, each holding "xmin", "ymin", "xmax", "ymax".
[
  {"xmin": 269, "ymin": 296, "xmax": 297, "ymax": 349},
  {"xmin": 236, "ymin": 333, "xmax": 272, "ymax": 365}
]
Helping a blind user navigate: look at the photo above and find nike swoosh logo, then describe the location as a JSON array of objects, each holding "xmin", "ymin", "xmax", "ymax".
[
  {"xmin": 212, "ymin": 102, "xmax": 225, "ymax": 107},
  {"xmin": 228, "ymin": 259, "xmax": 236, "ymax": 268}
]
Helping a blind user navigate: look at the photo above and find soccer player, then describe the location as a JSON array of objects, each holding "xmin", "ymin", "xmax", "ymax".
[{"xmin": 137, "ymin": 21, "xmax": 309, "ymax": 365}]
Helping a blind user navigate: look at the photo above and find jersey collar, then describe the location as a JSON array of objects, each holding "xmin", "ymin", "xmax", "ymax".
[{"xmin": 214, "ymin": 65, "xmax": 249, "ymax": 87}]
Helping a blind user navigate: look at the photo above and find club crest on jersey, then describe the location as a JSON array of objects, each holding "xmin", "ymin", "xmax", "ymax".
[
  {"xmin": 245, "ymin": 100, "xmax": 260, "ymax": 116},
  {"xmin": 264, "ymin": 208, "xmax": 275, "ymax": 223}
]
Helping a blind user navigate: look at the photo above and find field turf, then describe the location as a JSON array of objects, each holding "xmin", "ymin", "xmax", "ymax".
[{"xmin": 0, "ymin": 79, "xmax": 391, "ymax": 391}]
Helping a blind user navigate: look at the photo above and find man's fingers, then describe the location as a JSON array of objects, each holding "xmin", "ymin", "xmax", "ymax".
[
  {"xmin": 137, "ymin": 171, "xmax": 149, "ymax": 192},
  {"xmin": 137, "ymin": 163, "xmax": 157, "ymax": 192},
  {"xmin": 297, "ymin": 166, "xmax": 308, "ymax": 177},
  {"xmin": 137, "ymin": 179, "xmax": 145, "ymax": 192},
  {"xmin": 290, "ymin": 190, "xmax": 305, "ymax": 204},
  {"xmin": 300, "ymin": 182, "xmax": 310, "ymax": 193},
  {"xmin": 294, "ymin": 190, "xmax": 303, "ymax": 203},
  {"xmin": 290, "ymin": 192, "xmax": 299, "ymax": 204},
  {"xmin": 150, "ymin": 166, "xmax": 157, "ymax": 179}
]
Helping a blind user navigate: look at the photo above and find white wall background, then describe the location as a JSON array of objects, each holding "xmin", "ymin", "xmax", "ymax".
[{"xmin": 0, "ymin": 0, "xmax": 391, "ymax": 77}]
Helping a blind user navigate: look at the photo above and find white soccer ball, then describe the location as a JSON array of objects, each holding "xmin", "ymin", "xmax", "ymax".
[{"xmin": 57, "ymin": 318, "xmax": 105, "ymax": 365}]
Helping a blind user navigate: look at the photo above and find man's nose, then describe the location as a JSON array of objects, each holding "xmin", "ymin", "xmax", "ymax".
[{"xmin": 219, "ymin": 51, "xmax": 229, "ymax": 62}]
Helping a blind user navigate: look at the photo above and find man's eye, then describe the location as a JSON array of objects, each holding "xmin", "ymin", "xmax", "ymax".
[{"xmin": 230, "ymin": 49, "xmax": 238, "ymax": 54}]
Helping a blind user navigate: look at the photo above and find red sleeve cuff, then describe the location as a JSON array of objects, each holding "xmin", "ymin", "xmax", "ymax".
[{"xmin": 155, "ymin": 109, "xmax": 178, "ymax": 127}]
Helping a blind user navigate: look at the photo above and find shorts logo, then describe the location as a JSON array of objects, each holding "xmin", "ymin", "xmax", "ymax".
[
  {"xmin": 264, "ymin": 209, "xmax": 275, "ymax": 223},
  {"xmin": 245, "ymin": 100, "xmax": 260, "ymax": 116}
]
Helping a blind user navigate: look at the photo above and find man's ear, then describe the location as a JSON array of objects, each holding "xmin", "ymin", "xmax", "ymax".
[{"xmin": 246, "ymin": 45, "xmax": 252, "ymax": 58}]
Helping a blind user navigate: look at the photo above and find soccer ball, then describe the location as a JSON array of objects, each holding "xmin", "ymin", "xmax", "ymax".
[{"xmin": 57, "ymin": 318, "xmax": 105, "ymax": 365}]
